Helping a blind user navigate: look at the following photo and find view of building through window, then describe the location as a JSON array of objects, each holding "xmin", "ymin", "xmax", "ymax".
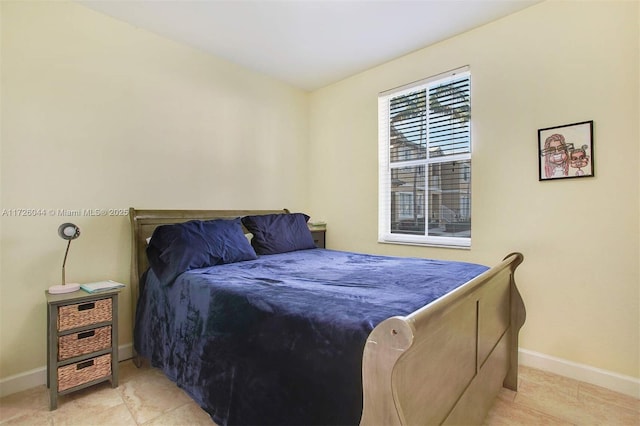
[{"xmin": 379, "ymin": 68, "xmax": 471, "ymax": 247}]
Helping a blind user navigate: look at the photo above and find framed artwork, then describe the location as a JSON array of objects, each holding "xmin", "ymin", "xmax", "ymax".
[{"xmin": 538, "ymin": 120, "xmax": 594, "ymax": 181}]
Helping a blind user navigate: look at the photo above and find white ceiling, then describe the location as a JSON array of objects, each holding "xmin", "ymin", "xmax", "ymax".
[{"xmin": 79, "ymin": 0, "xmax": 541, "ymax": 91}]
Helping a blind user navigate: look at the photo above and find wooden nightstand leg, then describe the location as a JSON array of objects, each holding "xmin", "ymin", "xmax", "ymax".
[
  {"xmin": 46, "ymin": 306, "xmax": 50, "ymax": 389},
  {"xmin": 47, "ymin": 304, "xmax": 58, "ymax": 410},
  {"xmin": 49, "ymin": 389, "xmax": 57, "ymax": 411},
  {"xmin": 111, "ymin": 294, "xmax": 119, "ymax": 388}
]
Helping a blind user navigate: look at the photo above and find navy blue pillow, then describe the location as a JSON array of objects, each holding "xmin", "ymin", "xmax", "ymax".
[
  {"xmin": 241, "ymin": 213, "xmax": 316, "ymax": 255},
  {"xmin": 146, "ymin": 218, "xmax": 257, "ymax": 284}
]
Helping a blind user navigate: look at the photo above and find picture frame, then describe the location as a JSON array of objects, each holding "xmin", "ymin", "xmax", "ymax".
[{"xmin": 538, "ymin": 120, "xmax": 594, "ymax": 181}]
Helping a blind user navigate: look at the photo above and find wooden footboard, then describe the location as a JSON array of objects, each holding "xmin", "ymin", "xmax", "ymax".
[{"xmin": 360, "ymin": 252, "xmax": 525, "ymax": 425}]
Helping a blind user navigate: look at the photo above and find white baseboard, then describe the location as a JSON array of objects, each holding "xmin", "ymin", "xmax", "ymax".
[
  {"xmin": 0, "ymin": 365, "xmax": 47, "ymax": 399},
  {"xmin": 0, "ymin": 343, "xmax": 133, "ymax": 398},
  {"xmin": 2, "ymin": 345, "xmax": 638, "ymax": 400},
  {"xmin": 519, "ymin": 348, "xmax": 640, "ymax": 399}
]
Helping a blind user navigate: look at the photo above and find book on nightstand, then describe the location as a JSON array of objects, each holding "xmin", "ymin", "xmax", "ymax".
[{"xmin": 80, "ymin": 280, "xmax": 125, "ymax": 293}]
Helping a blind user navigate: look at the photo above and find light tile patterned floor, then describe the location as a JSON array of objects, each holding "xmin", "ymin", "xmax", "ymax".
[
  {"xmin": 1, "ymin": 361, "xmax": 638, "ymax": 425},
  {"xmin": 484, "ymin": 366, "xmax": 639, "ymax": 425}
]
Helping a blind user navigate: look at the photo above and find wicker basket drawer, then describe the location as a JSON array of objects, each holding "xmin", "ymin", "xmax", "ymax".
[
  {"xmin": 58, "ymin": 298, "xmax": 112, "ymax": 331},
  {"xmin": 58, "ymin": 326, "xmax": 111, "ymax": 361},
  {"xmin": 57, "ymin": 354, "xmax": 111, "ymax": 392}
]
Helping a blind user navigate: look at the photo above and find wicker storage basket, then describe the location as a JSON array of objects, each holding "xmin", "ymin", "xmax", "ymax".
[
  {"xmin": 57, "ymin": 354, "xmax": 111, "ymax": 392},
  {"xmin": 58, "ymin": 326, "xmax": 111, "ymax": 361},
  {"xmin": 58, "ymin": 299, "xmax": 112, "ymax": 331}
]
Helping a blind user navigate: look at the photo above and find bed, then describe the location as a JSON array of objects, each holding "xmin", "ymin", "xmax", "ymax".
[{"xmin": 129, "ymin": 208, "xmax": 525, "ymax": 425}]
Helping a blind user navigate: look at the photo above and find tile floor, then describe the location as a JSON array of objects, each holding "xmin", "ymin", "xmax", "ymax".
[{"xmin": 1, "ymin": 361, "xmax": 638, "ymax": 425}]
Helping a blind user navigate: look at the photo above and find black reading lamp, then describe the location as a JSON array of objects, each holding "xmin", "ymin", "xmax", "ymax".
[{"xmin": 48, "ymin": 223, "xmax": 81, "ymax": 294}]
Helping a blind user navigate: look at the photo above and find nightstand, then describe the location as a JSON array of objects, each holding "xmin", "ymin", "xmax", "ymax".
[
  {"xmin": 45, "ymin": 289, "xmax": 120, "ymax": 410},
  {"xmin": 308, "ymin": 224, "xmax": 326, "ymax": 248}
]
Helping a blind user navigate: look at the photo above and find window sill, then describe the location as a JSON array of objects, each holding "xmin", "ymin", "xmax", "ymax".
[{"xmin": 377, "ymin": 239, "xmax": 471, "ymax": 250}]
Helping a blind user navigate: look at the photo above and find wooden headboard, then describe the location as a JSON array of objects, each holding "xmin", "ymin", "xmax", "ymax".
[{"xmin": 128, "ymin": 208, "xmax": 289, "ymax": 332}]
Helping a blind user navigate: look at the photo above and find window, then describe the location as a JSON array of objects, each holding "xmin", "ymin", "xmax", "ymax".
[{"xmin": 378, "ymin": 67, "xmax": 471, "ymax": 248}]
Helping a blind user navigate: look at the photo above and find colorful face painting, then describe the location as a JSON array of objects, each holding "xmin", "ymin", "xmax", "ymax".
[
  {"xmin": 541, "ymin": 134, "xmax": 571, "ymax": 178},
  {"xmin": 538, "ymin": 121, "xmax": 594, "ymax": 181},
  {"xmin": 569, "ymin": 145, "xmax": 590, "ymax": 176}
]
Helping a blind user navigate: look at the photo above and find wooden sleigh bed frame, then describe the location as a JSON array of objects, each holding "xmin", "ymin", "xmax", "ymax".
[{"xmin": 129, "ymin": 208, "xmax": 526, "ymax": 425}]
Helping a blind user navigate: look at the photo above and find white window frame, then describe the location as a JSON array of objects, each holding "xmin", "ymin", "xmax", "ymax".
[{"xmin": 378, "ymin": 66, "xmax": 471, "ymax": 248}]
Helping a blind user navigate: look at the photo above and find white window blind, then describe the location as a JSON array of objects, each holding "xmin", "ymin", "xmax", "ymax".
[{"xmin": 378, "ymin": 66, "xmax": 471, "ymax": 248}]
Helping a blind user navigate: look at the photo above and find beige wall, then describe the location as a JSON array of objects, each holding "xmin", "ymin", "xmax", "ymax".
[
  {"xmin": 0, "ymin": 1, "xmax": 309, "ymax": 378},
  {"xmin": 1, "ymin": 0, "xmax": 638, "ymax": 389},
  {"xmin": 309, "ymin": 0, "xmax": 639, "ymax": 379}
]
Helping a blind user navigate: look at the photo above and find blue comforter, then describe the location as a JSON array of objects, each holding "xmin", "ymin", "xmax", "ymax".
[{"xmin": 134, "ymin": 249, "xmax": 488, "ymax": 425}]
